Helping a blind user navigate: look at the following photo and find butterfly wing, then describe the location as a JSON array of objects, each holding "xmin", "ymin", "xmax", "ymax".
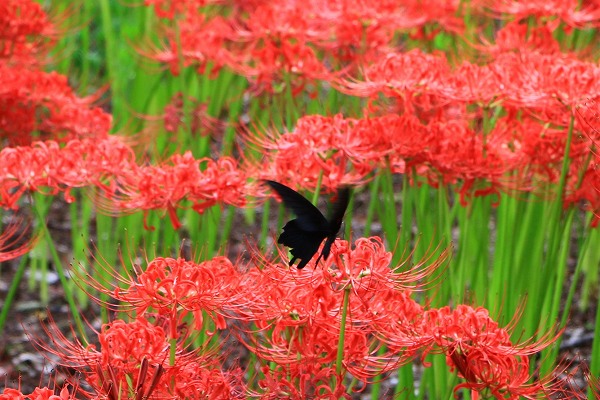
[
  {"xmin": 320, "ymin": 187, "xmax": 351, "ymax": 261},
  {"xmin": 327, "ymin": 186, "xmax": 351, "ymax": 235},
  {"xmin": 265, "ymin": 180, "xmax": 328, "ymax": 232},
  {"xmin": 265, "ymin": 180, "xmax": 330, "ymax": 269},
  {"xmin": 279, "ymin": 219, "xmax": 327, "ymax": 269}
]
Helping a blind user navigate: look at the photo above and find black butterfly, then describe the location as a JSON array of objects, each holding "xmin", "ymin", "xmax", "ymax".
[{"xmin": 265, "ymin": 180, "xmax": 350, "ymax": 269}]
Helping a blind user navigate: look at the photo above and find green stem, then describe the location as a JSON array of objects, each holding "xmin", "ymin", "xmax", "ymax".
[
  {"xmin": 33, "ymin": 200, "xmax": 87, "ymax": 343},
  {"xmin": 0, "ymin": 255, "xmax": 28, "ymax": 336},
  {"xmin": 364, "ymin": 173, "xmax": 381, "ymax": 237},
  {"xmin": 335, "ymin": 288, "xmax": 350, "ymax": 379}
]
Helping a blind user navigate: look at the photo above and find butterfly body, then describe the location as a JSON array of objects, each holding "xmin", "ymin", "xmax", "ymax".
[{"xmin": 265, "ymin": 180, "xmax": 350, "ymax": 269}]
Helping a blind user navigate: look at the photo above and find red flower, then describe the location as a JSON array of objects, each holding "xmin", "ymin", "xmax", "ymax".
[
  {"xmin": 0, "ymin": 65, "xmax": 111, "ymax": 146},
  {"xmin": 38, "ymin": 314, "xmax": 245, "ymax": 399},
  {"xmin": 239, "ymin": 237, "xmax": 441, "ymax": 382},
  {"xmin": 415, "ymin": 305, "xmax": 562, "ymax": 398},
  {"xmin": 98, "ymin": 152, "xmax": 249, "ymax": 229},
  {"xmin": 491, "ymin": 51, "xmax": 600, "ymax": 114},
  {"xmin": 137, "ymin": 13, "xmax": 235, "ymax": 76},
  {"xmin": 0, "ymin": 388, "xmax": 25, "ymax": 399},
  {"xmin": 138, "ymin": 1, "xmax": 468, "ymax": 97},
  {"xmin": 473, "ymin": 0, "xmax": 600, "ymax": 28},
  {"xmin": 0, "ymin": 138, "xmax": 136, "ymax": 209},
  {"xmin": 0, "ymin": 2, "xmax": 110, "ymax": 146},
  {"xmin": 248, "ymin": 114, "xmax": 375, "ymax": 192},
  {"xmin": 25, "ymin": 386, "xmax": 74, "ymax": 400},
  {"xmin": 251, "ymin": 364, "xmax": 349, "ymax": 399},
  {"xmin": 0, "ymin": 385, "xmax": 75, "ymax": 400},
  {"xmin": 232, "ymin": 37, "xmax": 335, "ymax": 95},
  {"xmin": 0, "ymin": 139, "xmax": 249, "ymax": 227},
  {"xmin": 0, "ymin": 0, "xmax": 58, "ymax": 66},
  {"xmin": 108, "ymin": 256, "xmax": 245, "ymax": 336},
  {"xmin": 476, "ymin": 20, "xmax": 562, "ymax": 56},
  {"xmin": 336, "ymin": 49, "xmax": 451, "ymax": 102}
]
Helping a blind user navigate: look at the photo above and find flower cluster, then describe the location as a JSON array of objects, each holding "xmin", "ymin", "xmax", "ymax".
[
  {"xmin": 0, "ymin": 385, "xmax": 76, "ymax": 400},
  {"xmin": 249, "ymin": 111, "xmax": 594, "ymax": 208},
  {"xmin": 2, "ymin": 1, "xmax": 598, "ymax": 397},
  {"xmin": 33, "ymin": 237, "xmax": 564, "ymax": 398},
  {"xmin": 0, "ymin": 137, "xmax": 252, "ymax": 227},
  {"xmin": 38, "ymin": 315, "xmax": 246, "ymax": 399},
  {"xmin": 141, "ymin": 0, "xmax": 600, "ymax": 97},
  {"xmin": 0, "ymin": 1, "xmax": 111, "ymax": 146},
  {"xmin": 472, "ymin": 0, "xmax": 600, "ymax": 28},
  {"xmin": 0, "ymin": 0, "xmax": 58, "ymax": 66},
  {"xmin": 141, "ymin": 0, "xmax": 464, "ymax": 94}
]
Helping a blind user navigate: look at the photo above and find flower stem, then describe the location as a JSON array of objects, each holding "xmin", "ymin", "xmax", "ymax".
[
  {"xmin": 335, "ymin": 287, "xmax": 350, "ymax": 382},
  {"xmin": 33, "ymin": 199, "xmax": 87, "ymax": 344}
]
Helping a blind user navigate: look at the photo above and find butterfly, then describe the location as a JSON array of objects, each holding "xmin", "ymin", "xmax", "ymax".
[{"xmin": 265, "ymin": 180, "xmax": 350, "ymax": 269}]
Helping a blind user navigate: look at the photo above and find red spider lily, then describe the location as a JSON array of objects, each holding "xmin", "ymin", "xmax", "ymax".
[
  {"xmin": 189, "ymin": 156, "xmax": 251, "ymax": 212},
  {"xmin": 421, "ymin": 116, "xmax": 525, "ymax": 205},
  {"xmin": 567, "ymin": 100, "xmax": 600, "ymax": 224},
  {"xmin": 486, "ymin": 51, "xmax": 600, "ymax": 119},
  {"xmin": 507, "ymin": 112, "xmax": 594, "ymax": 209},
  {"xmin": 226, "ymin": 3, "xmax": 341, "ymax": 93},
  {"xmin": 434, "ymin": 61, "xmax": 504, "ymax": 104},
  {"xmin": 35, "ymin": 316, "xmax": 172, "ymax": 386},
  {"xmin": 305, "ymin": 1, "xmax": 403, "ymax": 64},
  {"xmin": 242, "ymin": 323, "xmax": 341, "ymax": 373},
  {"xmin": 237, "ymin": 246, "xmax": 340, "ymax": 327},
  {"xmin": 378, "ymin": 112, "xmax": 529, "ymax": 204},
  {"xmin": 239, "ymin": 237, "xmax": 443, "ymax": 382},
  {"xmin": 231, "ymin": 37, "xmax": 335, "ymax": 95},
  {"xmin": 0, "ymin": 388, "xmax": 25, "ymax": 399},
  {"xmin": 140, "ymin": 1, "xmax": 466, "ymax": 95},
  {"xmin": 0, "ymin": 0, "xmax": 59, "ymax": 66},
  {"xmin": 0, "ymin": 385, "xmax": 75, "ymax": 400},
  {"xmin": 250, "ymin": 109, "xmax": 593, "ymax": 206},
  {"xmin": 240, "ymin": 320, "xmax": 376, "ymax": 396},
  {"xmin": 575, "ymin": 96, "xmax": 600, "ymax": 139},
  {"xmin": 0, "ymin": 65, "xmax": 111, "ymax": 146},
  {"xmin": 0, "ymin": 2, "xmax": 109, "ymax": 146},
  {"xmin": 36, "ymin": 315, "xmax": 245, "ymax": 399},
  {"xmin": 566, "ymin": 155, "xmax": 600, "ymax": 226},
  {"xmin": 475, "ymin": 20, "xmax": 563, "ymax": 57},
  {"xmin": 0, "ymin": 139, "xmax": 249, "ymax": 228},
  {"xmin": 270, "ymin": 113, "xmax": 433, "ymax": 179},
  {"xmin": 324, "ymin": 237, "xmax": 448, "ymax": 296},
  {"xmin": 101, "ymin": 152, "xmax": 205, "ymax": 229},
  {"xmin": 96, "ymin": 152, "xmax": 249, "ymax": 229},
  {"xmin": 245, "ymin": 114, "xmax": 375, "ymax": 192},
  {"xmin": 88, "ymin": 256, "xmax": 248, "ymax": 337},
  {"xmin": 413, "ymin": 305, "xmax": 563, "ymax": 398},
  {"xmin": 340, "ymin": 47, "xmax": 600, "ymax": 124},
  {"xmin": 0, "ymin": 217, "xmax": 38, "ymax": 262},
  {"xmin": 252, "ymin": 365, "xmax": 349, "ymax": 399},
  {"xmin": 0, "ymin": 137, "xmax": 136, "ymax": 209},
  {"xmin": 335, "ymin": 49, "xmax": 451, "ymax": 102},
  {"xmin": 323, "ymin": 237, "xmax": 448, "ymax": 373},
  {"xmin": 22, "ymin": 386, "xmax": 74, "ymax": 400},
  {"xmin": 136, "ymin": 13, "xmax": 236, "ymax": 77},
  {"xmin": 473, "ymin": 0, "xmax": 600, "ymax": 28}
]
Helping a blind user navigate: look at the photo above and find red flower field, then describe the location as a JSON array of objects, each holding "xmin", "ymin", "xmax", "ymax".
[{"xmin": 1, "ymin": 0, "xmax": 599, "ymax": 398}]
